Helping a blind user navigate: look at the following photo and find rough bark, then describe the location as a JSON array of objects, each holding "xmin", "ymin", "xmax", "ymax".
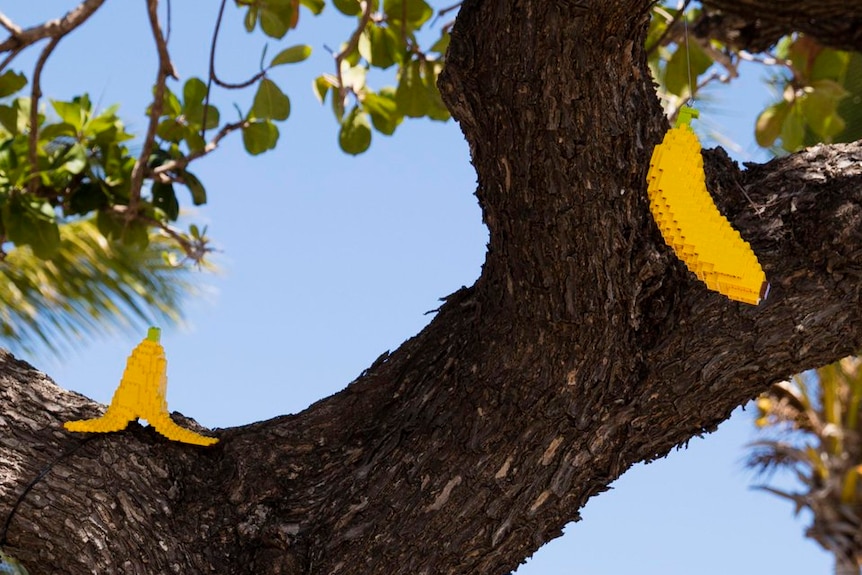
[
  {"xmin": 1, "ymin": 0, "xmax": 862, "ymax": 574},
  {"xmin": 701, "ymin": 0, "xmax": 862, "ymax": 52}
]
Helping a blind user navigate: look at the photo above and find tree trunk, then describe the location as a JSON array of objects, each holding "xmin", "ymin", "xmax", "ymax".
[
  {"xmin": 2, "ymin": 0, "xmax": 862, "ymax": 573},
  {"xmin": 835, "ymin": 555, "xmax": 861, "ymax": 575}
]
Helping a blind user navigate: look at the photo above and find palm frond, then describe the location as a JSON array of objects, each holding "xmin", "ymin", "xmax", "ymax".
[
  {"xmin": 746, "ymin": 440, "xmax": 822, "ymax": 476},
  {"xmin": 0, "ymin": 217, "xmax": 206, "ymax": 356}
]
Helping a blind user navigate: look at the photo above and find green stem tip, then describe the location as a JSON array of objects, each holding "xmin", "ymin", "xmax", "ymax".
[
  {"xmin": 675, "ymin": 105, "xmax": 700, "ymax": 128},
  {"xmin": 147, "ymin": 326, "xmax": 161, "ymax": 342}
]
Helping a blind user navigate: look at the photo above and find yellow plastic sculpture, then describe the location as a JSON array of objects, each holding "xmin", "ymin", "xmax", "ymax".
[
  {"xmin": 64, "ymin": 327, "xmax": 218, "ymax": 446},
  {"xmin": 646, "ymin": 107, "xmax": 769, "ymax": 305}
]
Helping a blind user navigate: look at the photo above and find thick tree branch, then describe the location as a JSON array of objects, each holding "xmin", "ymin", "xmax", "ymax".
[
  {"xmin": 1, "ymin": 1, "xmax": 861, "ymax": 574},
  {"xmin": 700, "ymin": 0, "xmax": 862, "ymax": 52}
]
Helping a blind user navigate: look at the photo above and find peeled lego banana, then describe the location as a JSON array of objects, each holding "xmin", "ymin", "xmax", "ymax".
[
  {"xmin": 646, "ymin": 107, "xmax": 769, "ymax": 305},
  {"xmin": 64, "ymin": 327, "xmax": 218, "ymax": 446}
]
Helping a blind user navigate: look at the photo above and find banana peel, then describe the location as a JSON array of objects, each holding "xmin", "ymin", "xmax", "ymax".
[{"xmin": 64, "ymin": 327, "xmax": 218, "ymax": 446}]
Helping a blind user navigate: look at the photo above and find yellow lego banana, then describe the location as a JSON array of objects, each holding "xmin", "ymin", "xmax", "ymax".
[
  {"xmin": 646, "ymin": 107, "xmax": 769, "ymax": 305},
  {"xmin": 64, "ymin": 327, "xmax": 218, "ymax": 446}
]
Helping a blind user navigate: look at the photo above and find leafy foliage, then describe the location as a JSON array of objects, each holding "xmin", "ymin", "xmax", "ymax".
[
  {"xmin": 0, "ymin": 218, "xmax": 195, "ymax": 355},
  {"xmin": 310, "ymin": 0, "xmax": 451, "ymax": 154},
  {"xmin": 756, "ymin": 35, "xmax": 859, "ymax": 151}
]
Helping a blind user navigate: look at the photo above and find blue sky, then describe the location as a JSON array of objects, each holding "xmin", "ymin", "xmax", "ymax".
[{"xmin": 4, "ymin": 2, "xmax": 830, "ymax": 573}]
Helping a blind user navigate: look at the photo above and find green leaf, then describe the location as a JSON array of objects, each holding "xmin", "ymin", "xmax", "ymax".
[
  {"xmin": 184, "ymin": 127, "xmax": 207, "ymax": 153},
  {"xmin": 39, "ymin": 122, "xmax": 77, "ymax": 141},
  {"xmin": 0, "ymin": 103, "xmax": 18, "ymax": 134},
  {"xmin": 422, "ymin": 60, "xmax": 450, "ymax": 121},
  {"xmin": 161, "ymin": 87, "xmax": 182, "ymax": 118},
  {"xmin": 51, "ymin": 99, "xmax": 87, "ymax": 133},
  {"xmin": 182, "ymin": 170, "xmax": 207, "ymax": 205},
  {"xmin": 122, "ymin": 220, "xmax": 150, "ymax": 250},
  {"xmin": 384, "ymin": 0, "xmax": 432, "ymax": 27},
  {"xmin": 182, "ymin": 77, "xmax": 219, "ymax": 130},
  {"xmin": 57, "ymin": 142, "xmax": 88, "ymax": 175},
  {"xmin": 242, "ymin": 120, "xmax": 280, "ymax": 155},
  {"xmin": 3, "ymin": 198, "xmax": 60, "ymax": 259},
  {"xmin": 333, "ymin": 0, "xmax": 361, "ymax": 15},
  {"xmin": 809, "ymin": 78, "xmax": 850, "ymax": 101},
  {"xmin": 430, "ymin": 30, "xmax": 450, "ymax": 55},
  {"xmin": 183, "ymin": 77, "xmax": 208, "ymax": 108},
  {"xmin": 259, "ymin": 0, "xmax": 294, "ymax": 39},
  {"xmin": 300, "ymin": 0, "xmax": 325, "ymax": 15},
  {"xmin": 157, "ymin": 118, "xmax": 186, "ymax": 143},
  {"xmin": 244, "ymin": 5, "xmax": 259, "ymax": 32},
  {"xmin": 361, "ymin": 89, "xmax": 401, "ymax": 135},
  {"xmin": 0, "ymin": 71, "xmax": 27, "ymax": 98},
  {"xmin": 270, "ymin": 44, "xmax": 312, "ymax": 66},
  {"xmin": 800, "ymin": 90, "xmax": 846, "ymax": 141},
  {"xmin": 68, "ymin": 182, "xmax": 109, "ymax": 215},
  {"xmin": 339, "ymin": 106, "xmax": 372, "ymax": 155},
  {"xmin": 366, "ymin": 25, "xmax": 401, "ymax": 69},
  {"xmin": 96, "ymin": 209, "xmax": 123, "ymax": 240},
  {"xmin": 395, "ymin": 59, "xmax": 428, "ymax": 118},
  {"xmin": 152, "ymin": 182, "xmax": 180, "ymax": 221},
  {"xmin": 811, "ymin": 49, "xmax": 850, "ymax": 83},
  {"xmin": 251, "ymin": 78, "xmax": 291, "ymax": 121},
  {"xmin": 313, "ymin": 75, "xmax": 334, "ymax": 104},
  {"xmin": 755, "ymin": 101, "xmax": 789, "ymax": 148},
  {"xmin": 780, "ymin": 104, "xmax": 805, "ymax": 152},
  {"xmin": 664, "ymin": 41, "xmax": 713, "ymax": 98},
  {"xmin": 836, "ymin": 52, "xmax": 862, "ymax": 143}
]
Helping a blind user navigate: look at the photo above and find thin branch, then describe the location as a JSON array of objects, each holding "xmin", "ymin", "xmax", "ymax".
[
  {"xmin": 0, "ymin": 0, "xmax": 106, "ymax": 52},
  {"xmin": 430, "ymin": 1, "xmax": 461, "ymax": 27},
  {"xmin": 437, "ymin": 2, "xmax": 462, "ymax": 18},
  {"xmin": 206, "ymin": 0, "xmax": 265, "ymax": 92},
  {"xmin": 140, "ymin": 213, "xmax": 211, "ymax": 264},
  {"xmin": 152, "ymin": 120, "xmax": 251, "ymax": 177},
  {"xmin": 0, "ymin": 48, "xmax": 21, "ymax": 77},
  {"xmin": 129, "ymin": 0, "xmax": 178, "ymax": 219},
  {"xmin": 0, "ymin": 12, "xmax": 22, "ymax": 36},
  {"xmin": 334, "ymin": 0, "xmax": 373, "ymax": 106},
  {"xmin": 694, "ymin": 36, "xmax": 739, "ymax": 81},
  {"xmin": 106, "ymin": 205, "xmax": 210, "ymax": 264},
  {"xmin": 165, "ymin": 0, "xmax": 172, "ymax": 43},
  {"xmin": 27, "ymin": 36, "xmax": 62, "ymax": 194},
  {"xmin": 646, "ymin": 0, "xmax": 691, "ymax": 56}
]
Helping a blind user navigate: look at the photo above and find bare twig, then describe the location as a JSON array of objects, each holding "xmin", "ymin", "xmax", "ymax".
[
  {"xmin": 207, "ymin": 0, "xmax": 266, "ymax": 92},
  {"xmin": 430, "ymin": 1, "xmax": 461, "ymax": 27},
  {"xmin": 0, "ymin": 0, "xmax": 106, "ymax": 53},
  {"xmin": 0, "ymin": 49, "xmax": 20, "ymax": 73},
  {"xmin": 151, "ymin": 120, "xmax": 251, "ymax": 176},
  {"xmin": 334, "ymin": 0, "xmax": 373, "ymax": 106},
  {"xmin": 129, "ymin": 0, "xmax": 178, "ymax": 219},
  {"xmin": 27, "ymin": 36, "xmax": 62, "ymax": 194},
  {"xmin": 694, "ymin": 36, "xmax": 739, "ymax": 81},
  {"xmin": 165, "ymin": 0, "xmax": 172, "ymax": 43}
]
